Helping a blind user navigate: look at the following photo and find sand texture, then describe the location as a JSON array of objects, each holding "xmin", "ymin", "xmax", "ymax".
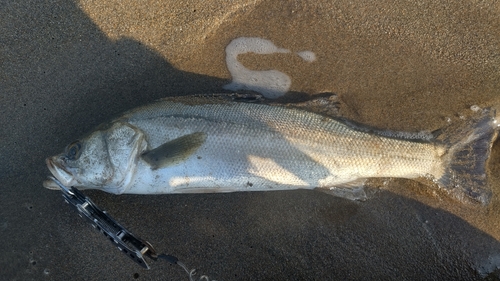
[{"xmin": 2, "ymin": 0, "xmax": 500, "ymax": 279}]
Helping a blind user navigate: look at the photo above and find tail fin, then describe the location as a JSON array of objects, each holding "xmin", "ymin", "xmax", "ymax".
[{"xmin": 437, "ymin": 108, "xmax": 498, "ymax": 205}]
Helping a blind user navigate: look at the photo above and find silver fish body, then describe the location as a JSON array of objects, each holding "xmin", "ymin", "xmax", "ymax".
[{"xmin": 45, "ymin": 96, "xmax": 498, "ymax": 204}]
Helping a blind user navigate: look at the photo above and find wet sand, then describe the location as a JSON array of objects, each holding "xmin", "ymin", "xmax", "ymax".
[{"xmin": 2, "ymin": 0, "xmax": 500, "ymax": 280}]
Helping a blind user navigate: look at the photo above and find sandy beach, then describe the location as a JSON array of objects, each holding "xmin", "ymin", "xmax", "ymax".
[{"xmin": 2, "ymin": 0, "xmax": 500, "ymax": 279}]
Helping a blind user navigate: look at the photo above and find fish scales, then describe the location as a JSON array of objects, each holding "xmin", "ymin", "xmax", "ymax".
[
  {"xmin": 118, "ymin": 101, "xmax": 442, "ymax": 193},
  {"xmin": 45, "ymin": 97, "xmax": 498, "ymax": 204}
]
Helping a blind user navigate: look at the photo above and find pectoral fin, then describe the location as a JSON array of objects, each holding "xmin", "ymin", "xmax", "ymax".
[{"xmin": 141, "ymin": 132, "xmax": 206, "ymax": 170}]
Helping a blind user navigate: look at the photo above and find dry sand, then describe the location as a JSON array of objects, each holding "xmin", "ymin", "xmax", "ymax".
[{"xmin": 2, "ymin": 0, "xmax": 500, "ymax": 280}]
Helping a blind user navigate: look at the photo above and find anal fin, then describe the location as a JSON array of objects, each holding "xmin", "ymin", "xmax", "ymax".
[{"xmin": 315, "ymin": 178, "xmax": 369, "ymax": 201}]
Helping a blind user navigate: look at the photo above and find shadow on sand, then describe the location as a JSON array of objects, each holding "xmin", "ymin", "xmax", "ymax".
[{"xmin": 1, "ymin": 1, "xmax": 500, "ymax": 280}]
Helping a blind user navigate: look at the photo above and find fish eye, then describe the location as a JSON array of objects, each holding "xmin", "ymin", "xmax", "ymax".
[{"xmin": 65, "ymin": 141, "xmax": 82, "ymax": 160}]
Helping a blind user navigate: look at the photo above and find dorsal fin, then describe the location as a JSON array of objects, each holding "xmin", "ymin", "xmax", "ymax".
[{"xmin": 270, "ymin": 92, "xmax": 342, "ymax": 118}]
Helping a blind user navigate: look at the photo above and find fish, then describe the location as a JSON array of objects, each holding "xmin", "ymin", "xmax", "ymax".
[{"xmin": 44, "ymin": 95, "xmax": 499, "ymax": 204}]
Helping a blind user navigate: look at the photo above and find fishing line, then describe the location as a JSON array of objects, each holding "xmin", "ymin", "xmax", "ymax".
[{"xmin": 156, "ymin": 253, "xmax": 217, "ymax": 281}]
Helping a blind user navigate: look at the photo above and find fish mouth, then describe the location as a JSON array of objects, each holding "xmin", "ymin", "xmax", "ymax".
[{"xmin": 45, "ymin": 156, "xmax": 76, "ymax": 188}]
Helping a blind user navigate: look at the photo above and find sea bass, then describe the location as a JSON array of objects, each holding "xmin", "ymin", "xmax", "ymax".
[{"xmin": 45, "ymin": 96, "xmax": 498, "ymax": 204}]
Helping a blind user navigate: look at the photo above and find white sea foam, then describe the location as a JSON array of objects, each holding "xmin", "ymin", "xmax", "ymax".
[
  {"xmin": 223, "ymin": 37, "xmax": 291, "ymax": 99},
  {"xmin": 470, "ymin": 105, "xmax": 481, "ymax": 112},
  {"xmin": 297, "ymin": 50, "xmax": 316, "ymax": 62}
]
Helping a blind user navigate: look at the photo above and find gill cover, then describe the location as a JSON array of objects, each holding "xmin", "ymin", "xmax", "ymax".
[
  {"xmin": 100, "ymin": 122, "xmax": 147, "ymax": 193},
  {"xmin": 56, "ymin": 122, "xmax": 146, "ymax": 193}
]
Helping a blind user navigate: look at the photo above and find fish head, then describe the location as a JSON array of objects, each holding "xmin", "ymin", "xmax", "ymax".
[{"xmin": 45, "ymin": 122, "xmax": 146, "ymax": 194}]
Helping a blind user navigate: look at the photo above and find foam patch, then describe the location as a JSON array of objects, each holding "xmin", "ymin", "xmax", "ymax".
[{"xmin": 223, "ymin": 37, "xmax": 291, "ymax": 99}]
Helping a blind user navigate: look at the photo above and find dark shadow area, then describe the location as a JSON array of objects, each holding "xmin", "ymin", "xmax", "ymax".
[{"xmin": 1, "ymin": 0, "xmax": 500, "ymax": 280}]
